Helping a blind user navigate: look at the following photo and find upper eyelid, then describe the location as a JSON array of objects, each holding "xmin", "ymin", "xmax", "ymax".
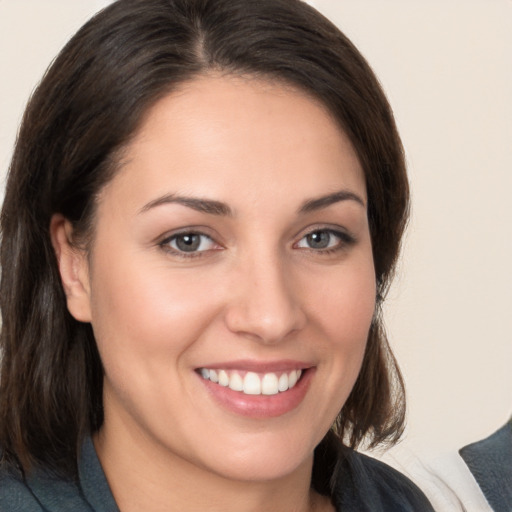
[
  {"xmin": 156, "ymin": 224, "xmax": 355, "ymax": 249},
  {"xmin": 293, "ymin": 223, "xmax": 354, "ymax": 241},
  {"xmin": 293, "ymin": 227, "xmax": 357, "ymax": 251},
  {"xmin": 161, "ymin": 232, "xmax": 217, "ymax": 247},
  {"xmin": 158, "ymin": 226, "xmax": 218, "ymax": 243},
  {"xmin": 159, "ymin": 232, "xmax": 221, "ymax": 258}
]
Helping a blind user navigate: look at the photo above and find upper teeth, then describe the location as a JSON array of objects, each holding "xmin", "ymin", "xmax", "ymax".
[{"xmin": 199, "ymin": 368, "xmax": 302, "ymax": 395}]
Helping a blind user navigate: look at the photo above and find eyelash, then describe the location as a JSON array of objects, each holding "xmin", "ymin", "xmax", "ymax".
[
  {"xmin": 294, "ymin": 228, "xmax": 356, "ymax": 254},
  {"xmin": 159, "ymin": 231, "xmax": 220, "ymax": 259},
  {"xmin": 158, "ymin": 227, "xmax": 356, "ymax": 259}
]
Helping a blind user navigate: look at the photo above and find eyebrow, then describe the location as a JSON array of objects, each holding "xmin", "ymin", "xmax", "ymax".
[
  {"xmin": 139, "ymin": 194, "xmax": 232, "ymax": 216},
  {"xmin": 139, "ymin": 189, "xmax": 365, "ymax": 217},
  {"xmin": 298, "ymin": 190, "xmax": 366, "ymax": 213}
]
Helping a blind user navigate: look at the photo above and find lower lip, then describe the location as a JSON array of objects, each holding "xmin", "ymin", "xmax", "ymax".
[{"xmin": 198, "ymin": 369, "xmax": 314, "ymax": 419}]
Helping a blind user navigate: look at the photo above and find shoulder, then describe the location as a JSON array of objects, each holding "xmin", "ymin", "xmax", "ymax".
[
  {"xmin": 460, "ymin": 420, "xmax": 512, "ymax": 470},
  {"xmin": 0, "ymin": 466, "xmax": 43, "ymax": 512},
  {"xmin": 0, "ymin": 459, "xmax": 93, "ymax": 512},
  {"xmin": 331, "ymin": 449, "xmax": 435, "ymax": 512},
  {"xmin": 459, "ymin": 421, "xmax": 512, "ymax": 511}
]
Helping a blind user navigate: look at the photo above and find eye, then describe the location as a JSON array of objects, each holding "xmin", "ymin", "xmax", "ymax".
[
  {"xmin": 163, "ymin": 232, "xmax": 217, "ymax": 254},
  {"xmin": 295, "ymin": 228, "xmax": 353, "ymax": 251}
]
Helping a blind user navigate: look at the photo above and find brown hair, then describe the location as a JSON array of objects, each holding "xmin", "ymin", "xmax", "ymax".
[{"xmin": 0, "ymin": 0, "xmax": 408, "ymax": 483}]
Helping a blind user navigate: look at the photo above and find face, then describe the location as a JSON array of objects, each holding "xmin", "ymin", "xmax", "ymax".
[{"xmin": 64, "ymin": 75, "xmax": 376, "ymax": 483}]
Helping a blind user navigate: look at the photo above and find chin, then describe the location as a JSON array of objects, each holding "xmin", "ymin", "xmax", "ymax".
[{"xmin": 194, "ymin": 429, "xmax": 319, "ymax": 483}]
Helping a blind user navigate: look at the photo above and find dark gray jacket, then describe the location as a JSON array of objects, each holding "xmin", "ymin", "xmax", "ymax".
[
  {"xmin": 0, "ymin": 437, "xmax": 434, "ymax": 512},
  {"xmin": 459, "ymin": 421, "xmax": 512, "ymax": 512}
]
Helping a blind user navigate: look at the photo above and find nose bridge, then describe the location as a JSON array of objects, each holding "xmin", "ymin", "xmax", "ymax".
[{"xmin": 225, "ymin": 244, "xmax": 305, "ymax": 343}]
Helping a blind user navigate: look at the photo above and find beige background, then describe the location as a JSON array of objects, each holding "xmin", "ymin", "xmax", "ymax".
[{"xmin": 1, "ymin": 0, "xmax": 511, "ymax": 459}]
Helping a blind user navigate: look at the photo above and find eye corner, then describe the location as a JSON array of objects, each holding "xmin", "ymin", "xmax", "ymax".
[
  {"xmin": 293, "ymin": 226, "xmax": 357, "ymax": 253},
  {"xmin": 158, "ymin": 229, "xmax": 223, "ymax": 259}
]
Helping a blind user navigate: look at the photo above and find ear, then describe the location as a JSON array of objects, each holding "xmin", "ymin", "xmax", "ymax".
[{"xmin": 50, "ymin": 214, "xmax": 92, "ymax": 322}]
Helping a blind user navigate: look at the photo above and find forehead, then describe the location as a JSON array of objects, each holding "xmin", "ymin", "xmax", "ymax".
[{"xmin": 100, "ymin": 74, "xmax": 366, "ymax": 213}]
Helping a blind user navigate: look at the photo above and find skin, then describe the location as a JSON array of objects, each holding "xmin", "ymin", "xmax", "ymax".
[{"xmin": 52, "ymin": 75, "xmax": 376, "ymax": 512}]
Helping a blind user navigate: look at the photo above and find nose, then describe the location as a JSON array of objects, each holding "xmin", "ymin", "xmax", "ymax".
[{"xmin": 224, "ymin": 251, "xmax": 307, "ymax": 344}]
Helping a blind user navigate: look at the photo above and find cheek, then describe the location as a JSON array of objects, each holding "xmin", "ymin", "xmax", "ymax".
[
  {"xmin": 87, "ymin": 254, "xmax": 222, "ymax": 377},
  {"xmin": 308, "ymin": 261, "xmax": 376, "ymax": 342},
  {"xmin": 308, "ymin": 259, "xmax": 376, "ymax": 387}
]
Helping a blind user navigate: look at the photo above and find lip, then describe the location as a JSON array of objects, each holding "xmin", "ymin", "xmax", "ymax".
[{"xmin": 196, "ymin": 361, "xmax": 315, "ymax": 419}]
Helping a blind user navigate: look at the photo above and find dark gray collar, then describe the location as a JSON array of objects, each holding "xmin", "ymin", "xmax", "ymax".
[
  {"xmin": 78, "ymin": 437, "xmax": 120, "ymax": 512},
  {"xmin": 25, "ymin": 437, "xmax": 118, "ymax": 512}
]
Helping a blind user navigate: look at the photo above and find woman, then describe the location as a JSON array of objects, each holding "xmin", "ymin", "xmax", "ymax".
[{"xmin": 0, "ymin": 0, "xmax": 434, "ymax": 510}]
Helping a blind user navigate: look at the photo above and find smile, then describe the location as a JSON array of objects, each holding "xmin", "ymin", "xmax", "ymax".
[{"xmin": 199, "ymin": 368, "xmax": 303, "ymax": 396}]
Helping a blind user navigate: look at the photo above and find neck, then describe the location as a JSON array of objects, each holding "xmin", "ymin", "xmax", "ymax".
[{"xmin": 94, "ymin": 423, "xmax": 333, "ymax": 512}]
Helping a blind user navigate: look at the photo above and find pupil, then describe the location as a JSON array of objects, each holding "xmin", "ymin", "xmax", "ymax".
[
  {"xmin": 307, "ymin": 231, "xmax": 329, "ymax": 249},
  {"xmin": 176, "ymin": 234, "xmax": 200, "ymax": 252}
]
